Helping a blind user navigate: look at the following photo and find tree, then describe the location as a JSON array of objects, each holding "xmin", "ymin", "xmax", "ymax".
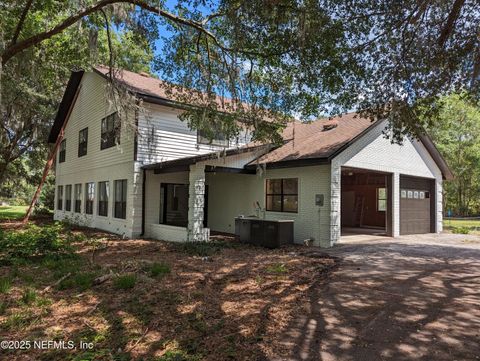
[
  {"xmin": 1, "ymin": 1, "xmax": 478, "ymax": 145},
  {"xmin": 0, "ymin": 1, "xmax": 153, "ymax": 188},
  {"xmin": 429, "ymin": 94, "xmax": 480, "ymax": 216}
]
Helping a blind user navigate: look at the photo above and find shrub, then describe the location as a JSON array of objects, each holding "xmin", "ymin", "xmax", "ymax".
[
  {"xmin": 0, "ymin": 223, "xmax": 73, "ymax": 261},
  {"xmin": 0, "ymin": 277, "xmax": 11, "ymax": 293},
  {"xmin": 114, "ymin": 274, "xmax": 137, "ymax": 290},
  {"xmin": 147, "ymin": 262, "xmax": 171, "ymax": 278}
]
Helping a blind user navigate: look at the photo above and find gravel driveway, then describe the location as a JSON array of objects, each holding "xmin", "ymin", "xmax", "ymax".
[{"xmin": 276, "ymin": 233, "xmax": 480, "ymax": 361}]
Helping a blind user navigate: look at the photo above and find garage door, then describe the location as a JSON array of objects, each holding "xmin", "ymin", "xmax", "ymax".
[{"xmin": 400, "ymin": 176, "xmax": 434, "ymax": 234}]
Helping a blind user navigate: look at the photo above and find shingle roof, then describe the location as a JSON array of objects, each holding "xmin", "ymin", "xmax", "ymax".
[
  {"xmin": 250, "ymin": 113, "xmax": 376, "ymax": 165},
  {"xmin": 94, "ymin": 66, "xmax": 172, "ymax": 100}
]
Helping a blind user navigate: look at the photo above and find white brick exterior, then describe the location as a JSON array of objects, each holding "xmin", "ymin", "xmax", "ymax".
[{"xmin": 331, "ymin": 120, "xmax": 444, "ymax": 245}]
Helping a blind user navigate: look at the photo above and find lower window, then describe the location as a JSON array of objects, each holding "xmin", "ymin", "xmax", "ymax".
[
  {"xmin": 57, "ymin": 185, "xmax": 63, "ymax": 210},
  {"xmin": 65, "ymin": 185, "xmax": 72, "ymax": 211},
  {"xmin": 160, "ymin": 183, "xmax": 188, "ymax": 227},
  {"xmin": 377, "ymin": 187, "xmax": 387, "ymax": 211},
  {"xmin": 265, "ymin": 178, "xmax": 298, "ymax": 213},
  {"xmin": 85, "ymin": 182, "xmax": 95, "ymax": 214},
  {"xmin": 74, "ymin": 184, "xmax": 82, "ymax": 213},
  {"xmin": 98, "ymin": 181, "xmax": 109, "ymax": 216},
  {"xmin": 114, "ymin": 179, "xmax": 127, "ymax": 219}
]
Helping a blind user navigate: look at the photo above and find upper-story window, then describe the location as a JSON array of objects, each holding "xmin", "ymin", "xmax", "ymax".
[
  {"xmin": 101, "ymin": 112, "xmax": 120, "ymax": 150},
  {"xmin": 197, "ymin": 126, "xmax": 229, "ymax": 147},
  {"xmin": 78, "ymin": 128, "xmax": 88, "ymax": 157},
  {"xmin": 59, "ymin": 139, "xmax": 66, "ymax": 163}
]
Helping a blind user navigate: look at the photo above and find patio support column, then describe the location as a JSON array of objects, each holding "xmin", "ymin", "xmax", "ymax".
[
  {"xmin": 330, "ymin": 161, "xmax": 341, "ymax": 246},
  {"xmin": 187, "ymin": 163, "xmax": 210, "ymax": 242},
  {"xmin": 392, "ymin": 172, "xmax": 400, "ymax": 237}
]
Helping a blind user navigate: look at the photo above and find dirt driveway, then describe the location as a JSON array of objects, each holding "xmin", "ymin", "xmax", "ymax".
[{"xmin": 276, "ymin": 233, "xmax": 480, "ymax": 361}]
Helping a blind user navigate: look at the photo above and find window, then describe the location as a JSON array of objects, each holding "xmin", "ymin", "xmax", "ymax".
[
  {"xmin": 160, "ymin": 183, "xmax": 189, "ymax": 227},
  {"xmin": 98, "ymin": 181, "xmax": 109, "ymax": 216},
  {"xmin": 377, "ymin": 187, "xmax": 387, "ymax": 212},
  {"xmin": 59, "ymin": 139, "xmax": 66, "ymax": 163},
  {"xmin": 65, "ymin": 185, "xmax": 72, "ymax": 211},
  {"xmin": 101, "ymin": 113, "xmax": 120, "ymax": 150},
  {"xmin": 265, "ymin": 178, "xmax": 298, "ymax": 213},
  {"xmin": 85, "ymin": 182, "xmax": 95, "ymax": 214},
  {"xmin": 114, "ymin": 179, "xmax": 127, "ymax": 219},
  {"xmin": 197, "ymin": 126, "xmax": 229, "ymax": 147},
  {"xmin": 401, "ymin": 190, "xmax": 407, "ymax": 198},
  {"xmin": 74, "ymin": 184, "xmax": 82, "ymax": 213},
  {"xmin": 57, "ymin": 186, "xmax": 63, "ymax": 210},
  {"xmin": 78, "ymin": 128, "xmax": 88, "ymax": 157}
]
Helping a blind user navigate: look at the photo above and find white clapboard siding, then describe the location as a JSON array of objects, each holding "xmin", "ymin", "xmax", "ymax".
[
  {"xmin": 54, "ymin": 72, "xmax": 138, "ymax": 236},
  {"xmin": 136, "ymin": 103, "xmax": 251, "ymax": 165}
]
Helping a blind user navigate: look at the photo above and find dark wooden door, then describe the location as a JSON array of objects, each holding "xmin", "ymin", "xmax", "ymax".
[{"xmin": 400, "ymin": 176, "xmax": 435, "ymax": 234}]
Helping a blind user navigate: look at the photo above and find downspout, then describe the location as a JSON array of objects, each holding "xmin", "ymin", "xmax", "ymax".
[{"xmin": 140, "ymin": 168, "xmax": 146, "ymax": 237}]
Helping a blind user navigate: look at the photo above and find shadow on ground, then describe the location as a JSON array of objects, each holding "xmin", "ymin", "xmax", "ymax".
[{"xmin": 276, "ymin": 238, "xmax": 480, "ymax": 361}]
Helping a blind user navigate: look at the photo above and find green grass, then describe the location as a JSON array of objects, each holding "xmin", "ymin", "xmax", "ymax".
[
  {"xmin": 146, "ymin": 262, "xmax": 171, "ymax": 278},
  {"xmin": 0, "ymin": 205, "xmax": 28, "ymax": 220},
  {"xmin": 21, "ymin": 288, "xmax": 37, "ymax": 305},
  {"xmin": 444, "ymin": 218, "xmax": 480, "ymax": 234},
  {"xmin": 0, "ymin": 277, "xmax": 12, "ymax": 293},
  {"xmin": 266, "ymin": 263, "xmax": 288, "ymax": 274},
  {"xmin": 113, "ymin": 274, "xmax": 137, "ymax": 290}
]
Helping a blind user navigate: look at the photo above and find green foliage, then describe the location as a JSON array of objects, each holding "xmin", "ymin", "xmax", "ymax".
[
  {"xmin": 266, "ymin": 263, "xmax": 288, "ymax": 274},
  {"xmin": 451, "ymin": 227, "xmax": 471, "ymax": 235},
  {"xmin": 113, "ymin": 274, "xmax": 137, "ymax": 290},
  {"xmin": 58, "ymin": 272, "xmax": 97, "ymax": 292},
  {"xmin": 0, "ymin": 223, "xmax": 73, "ymax": 261},
  {"xmin": 146, "ymin": 262, "xmax": 171, "ymax": 278},
  {"xmin": 429, "ymin": 94, "xmax": 480, "ymax": 216},
  {"xmin": 0, "ymin": 277, "xmax": 12, "ymax": 294},
  {"xmin": 21, "ymin": 288, "xmax": 37, "ymax": 305}
]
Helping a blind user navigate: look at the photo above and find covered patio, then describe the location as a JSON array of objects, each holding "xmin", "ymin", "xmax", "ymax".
[{"xmin": 141, "ymin": 145, "xmax": 269, "ymax": 242}]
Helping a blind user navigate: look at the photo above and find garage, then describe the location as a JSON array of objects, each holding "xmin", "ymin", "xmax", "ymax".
[
  {"xmin": 341, "ymin": 167, "xmax": 393, "ymax": 236},
  {"xmin": 400, "ymin": 175, "xmax": 435, "ymax": 234}
]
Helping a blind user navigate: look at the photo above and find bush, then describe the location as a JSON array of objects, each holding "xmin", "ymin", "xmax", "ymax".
[
  {"xmin": 114, "ymin": 274, "xmax": 137, "ymax": 290},
  {"xmin": 0, "ymin": 223, "xmax": 73, "ymax": 262}
]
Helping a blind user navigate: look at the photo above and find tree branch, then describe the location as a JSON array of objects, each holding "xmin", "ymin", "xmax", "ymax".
[
  {"xmin": 10, "ymin": 0, "xmax": 34, "ymax": 46},
  {"xmin": 438, "ymin": 0, "xmax": 465, "ymax": 47},
  {"xmin": 1, "ymin": 0, "xmax": 229, "ymax": 65}
]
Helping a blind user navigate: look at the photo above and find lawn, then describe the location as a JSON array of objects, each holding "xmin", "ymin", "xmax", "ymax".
[
  {"xmin": 0, "ymin": 219, "xmax": 338, "ymax": 361},
  {"xmin": 0, "ymin": 206, "xmax": 28, "ymax": 220},
  {"xmin": 444, "ymin": 218, "xmax": 480, "ymax": 235}
]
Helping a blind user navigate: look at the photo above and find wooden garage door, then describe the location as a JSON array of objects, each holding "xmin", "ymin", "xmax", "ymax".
[{"xmin": 400, "ymin": 176, "xmax": 434, "ymax": 235}]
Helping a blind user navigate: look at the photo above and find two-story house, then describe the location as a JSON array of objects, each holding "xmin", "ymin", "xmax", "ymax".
[{"xmin": 50, "ymin": 67, "xmax": 452, "ymax": 247}]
